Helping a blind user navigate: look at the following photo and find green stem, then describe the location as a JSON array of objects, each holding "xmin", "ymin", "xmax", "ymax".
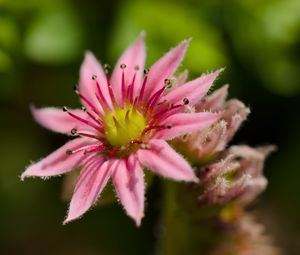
[{"xmin": 158, "ymin": 181, "xmax": 224, "ymax": 255}]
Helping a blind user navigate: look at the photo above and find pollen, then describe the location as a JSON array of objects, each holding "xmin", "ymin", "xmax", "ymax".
[{"xmin": 103, "ymin": 104, "xmax": 146, "ymax": 147}]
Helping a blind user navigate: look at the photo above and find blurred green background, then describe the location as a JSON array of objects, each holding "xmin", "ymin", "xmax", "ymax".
[{"xmin": 1, "ymin": 0, "xmax": 300, "ymax": 254}]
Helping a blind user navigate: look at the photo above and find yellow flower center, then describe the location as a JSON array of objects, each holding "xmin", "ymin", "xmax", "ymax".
[{"xmin": 103, "ymin": 104, "xmax": 146, "ymax": 147}]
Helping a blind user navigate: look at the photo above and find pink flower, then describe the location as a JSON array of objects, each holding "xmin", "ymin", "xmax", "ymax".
[
  {"xmin": 22, "ymin": 33, "xmax": 221, "ymax": 225},
  {"xmin": 198, "ymin": 145, "xmax": 275, "ymax": 206}
]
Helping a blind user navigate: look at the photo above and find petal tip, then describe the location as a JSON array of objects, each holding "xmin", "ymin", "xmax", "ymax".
[
  {"xmin": 20, "ymin": 167, "xmax": 34, "ymax": 181},
  {"xmin": 20, "ymin": 172, "xmax": 26, "ymax": 181},
  {"xmin": 179, "ymin": 38, "xmax": 192, "ymax": 50},
  {"xmin": 29, "ymin": 104, "xmax": 37, "ymax": 116},
  {"xmin": 134, "ymin": 213, "xmax": 144, "ymax": 227},
  {"xmin": 183, "ymin": 172, "xmax": 198, "ymax": 183},
  {"xmin": 218, "ymin": 67, "xmax": 226, "ymax": 73},
  {"xmin": 63, "ymin": 212, "xmax": 77, "ymax": 225},
  {"xmin": 192, "ymin": 176, "xmax": 199, "ymax": 183},
  {"xmin": 62, "ymin": 218, "xmax": 70, "ymax": 225},
  {"xmin": 84, "ymin": 50, "xmax": 94, "ymax": 58},
  {"xmin": 211, "ymin": 67, "xmax": 225, "ymax": 79},
  {"xmin": 138, "ymin": 30, "xmax": 146, "ymax": 39}
]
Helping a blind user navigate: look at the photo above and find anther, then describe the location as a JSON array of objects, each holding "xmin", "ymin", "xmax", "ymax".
[
  {"xmin": 167, "ymin": 102, "xmax": 174, "ymax": 109},
  {"xmin": 62, "ymin": 106, "xmax": 68, "ymax": 112},
  {"xmin": 140, "ymin": 143, "xmax": 151, "ymax": 149},
  {"xmin": 92, "ymin": 74, "xmax": 97, "ymax": 80},
  {"xmin": 164, "ymin": 79, "xmax": 173, "ymax": 88},
  {"xmin": 71, "ymin": 128, "xmax": 77, "ymax": 135},
  {"xmin": 134, "ymin": 65, "xmax": 140, "ymax": 71},
  {"xmin": 182, "ymin": 134, "xmax": 189, "ymax": 140},
  {"xmin": 81, "ymin": 106, "xmax": 87, "ymax": 112},
  {"xmin": 183, "ymin": 98, "xmax": 189, "ymax": 105},
  {"xmin": 73, "ymin": 85, "xmax": 78, "ymax": 91},
  {"xmin": 120, "ymin": 63, "xmax": 126, "ymax": 69},
  {"xmin": 66, "ymin": 149, "xmax": 73, "ymax": 155},
  {"xmin": 166, "ymin": 124, "xmax": 172, "ymax": 129},
  {"xmin": 104, "ymin": 64, "xmax": 111, "ymax": 73},
  {"xmin": 143, "ymin": 68, "xmax": 149, "ymax": 75}
]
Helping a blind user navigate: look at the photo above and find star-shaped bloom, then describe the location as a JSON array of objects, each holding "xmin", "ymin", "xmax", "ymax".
[{"xmin": 22, "ymin": 33, "xmax": 221, "ymax": 225}]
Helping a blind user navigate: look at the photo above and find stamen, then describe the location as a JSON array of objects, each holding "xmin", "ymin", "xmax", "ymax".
[
  {"xmin": 96, "ymin": 81, "xmax": 111, "ymax": 110},
  {"xmin": 138, "ymin": 70, "xmax": 149, "ymax": 103},
  {"xmin": 134, "ymin": 65, "xmax": 140, "ymax": 71},
  {"xmin": 85, "ymin": 110, "xmax": 103, "ymax": 126},
  {"xmin": 92, "ymin": 75, "xmax": 97, "ymax": 80},
  {"xmin": 66, "ymin": 149, "xmax": 73, "ymax": 155},
  {"xmin": 132, "ymin": 96, "xmax": 138, "ymax": 108},
  {"xmin": 129, "ymin": 72, "xmax": 136, "ymax": 103},
  {"xmin": 121, "ymin": 65, "xmax": 126, "ymax": 106},
  {"xmin": 65, "ymin": 110, "xmax": 102, "ymax": 131},
  {"xmin": 81, "ymin": 106, "xmax": 87, "ymax": 112},
  {"xmin": 164, "ymin": 79, "xmax": 173, "ymax": 89},
  {"xmin": 144, "ymin": 86, "xmax": 166, "ymax": 117},
  {"xmin": 157, "ymin": 99, "xmax": 167, "ymax": 106},
  {"xmin": 151, "ymin": 104, "xmax": 183, "ymax": 121},
  {"xmin": 77, "ymin": 132, "xmax": 100, "ymax": 140},
  {"xmin": 147, "ymin": 86, "xmax": 166, "ymax": 110},
  {"xmin": 75, "ymin": 90, "xmax": 101, "ymax": 115},
  {"xmin": 126, "ymin": 84, "xmax": 131, "ymax": 102},
  {"xmin": 70, "ymin": 144, "xmax": 106, "ymax": 155},
  {"xmin": 84, "ymin": 145, "xmax": 107, "ymax": 155},
  {"xmin": 142, "ymin": 125, "xmax": 166, "ymax": 136},
  {"xmin": 107, "ymin": 82, "xmax": 117, "ymax": 105},
  {"xmin": 104, "ymin": 64, "xmax": 111, "ymax": 73},
  {"xmin": 183, "ymin": 98, "xmax": 189, "ymax": 105},
  {"xmin": 103, "ymin": 64, "xmax": 117, "ymax": 104},
  {"xmin": 70, "ymin": 128, "xmax": 77, "ymax": 136}
]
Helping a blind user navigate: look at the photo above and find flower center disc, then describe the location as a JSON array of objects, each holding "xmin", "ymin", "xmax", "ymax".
[{"xmin": 103, "ymin": 105, "xmax": 146, "ymax": 147}]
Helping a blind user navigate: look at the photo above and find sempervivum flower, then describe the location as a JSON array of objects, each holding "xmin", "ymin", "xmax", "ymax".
[
  {"xmin": 198, "ymin": 145, "xmax": 275, "ymax": 206},
  {"xmin": 21, "ymin": 33, "xmax": 221, "ymax": 225},
  {"xmin": 171, "ymin": 84, "xmax": 250, "ymax": 166}
]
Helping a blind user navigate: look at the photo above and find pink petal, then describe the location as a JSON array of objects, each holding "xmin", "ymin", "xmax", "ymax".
[
  {"xmin": 79, "ymin": 51, "xmax": 112, "ymax": 110},
  {"xmin": 111, "ymin": 33, "xmax": 146, "ymax": 105},
  {"xmin": 196, "ymin": 84, "xmax": 229, "ymax": 111},
  {"xmin": 144, "ymin": 39, "xmax": 190, "ymax": 99},
  {"xmin": 155, "ymin": 112, "xmax": 220, "ymax": 140},
  {"xmin": 112, "ymin": 156, "xmax": 145, "ymax": 226},
  {"xmin": 64, "ymin": 159, "xmax": 112, "ymax": 224},
  {"xmin": 21, "ymin": 138, "xmax": 93, "ymax": 179},
  {"xmin": 137, "ymin": 139, "xmax": 197, "ymax": 182},
  {"xmin": 162, "ymin": 69, "xmax": 224, "ymax": 106},
  {"xmin": 31, "ymin": 106, "xmax": 94, "ymax": 134}
]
